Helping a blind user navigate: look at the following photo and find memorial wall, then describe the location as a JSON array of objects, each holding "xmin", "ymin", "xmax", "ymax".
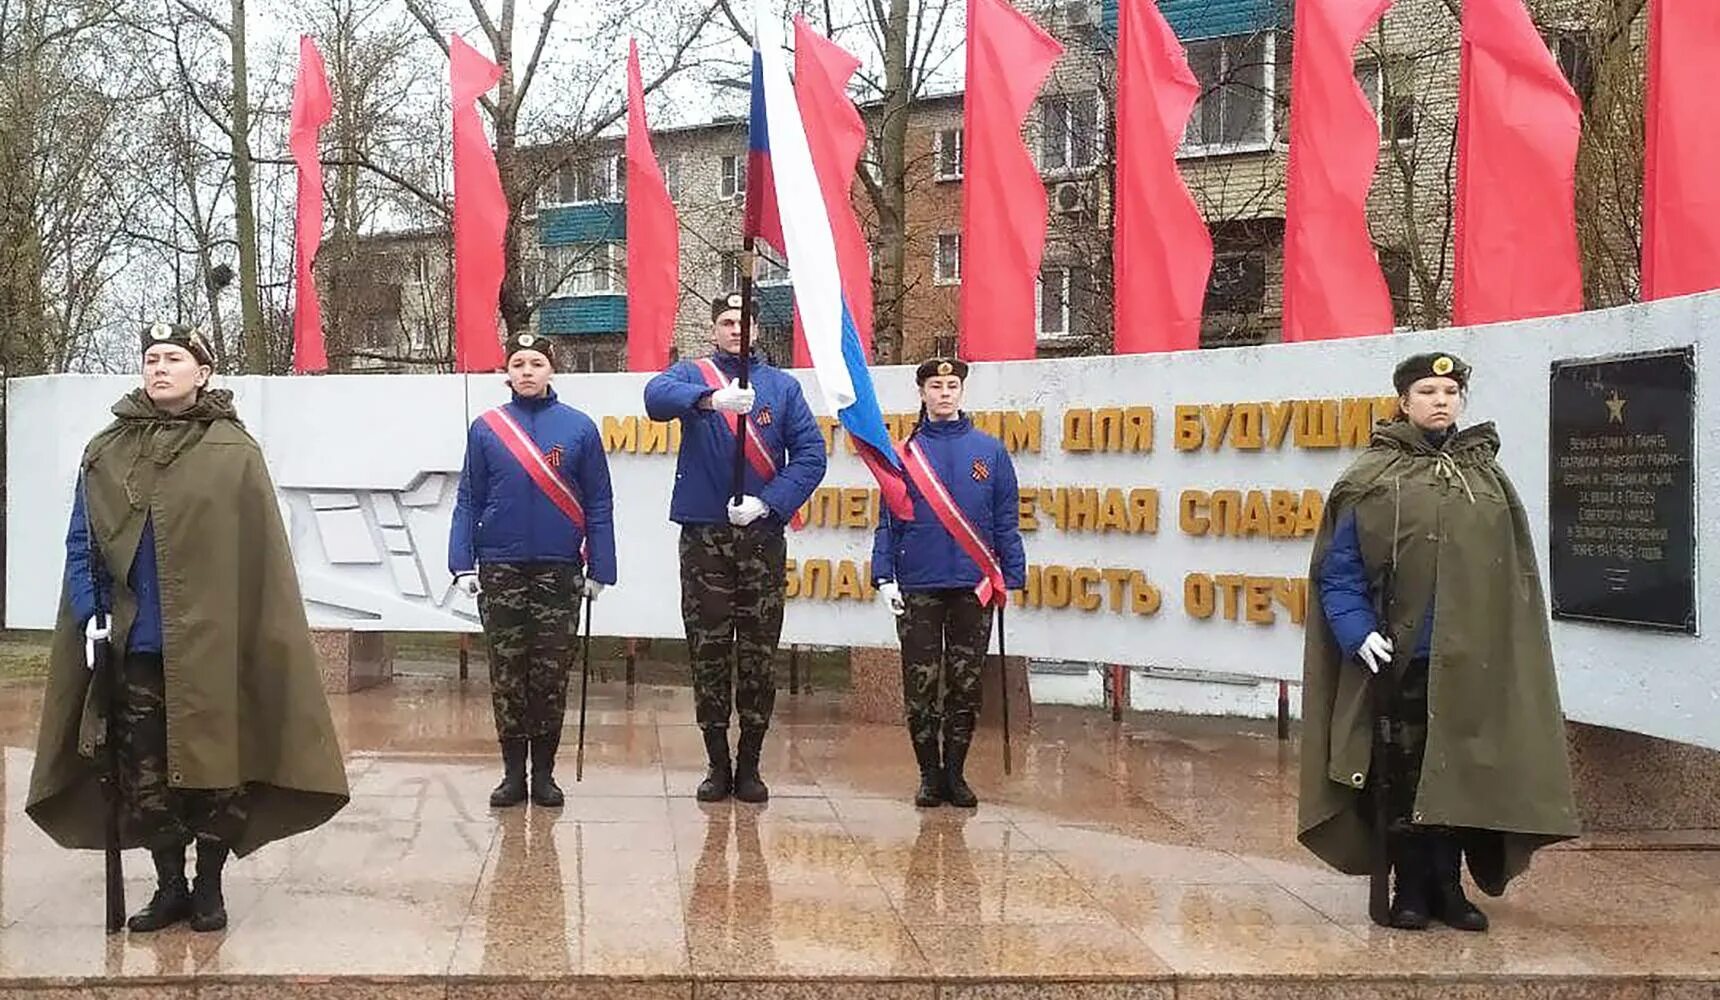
[{"xmin": 8, "ymin": 293, "xmax": 1716, "ymax": 749}]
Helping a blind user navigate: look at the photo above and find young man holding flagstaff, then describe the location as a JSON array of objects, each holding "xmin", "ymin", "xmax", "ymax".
[
  {"xmin": 450, "ymin": 332, "xmax": 617, "ymax": 810},
  {"xmin": 644, "ymin": 293, "xmax": 827, "ymax": 804},
  {"xmin": 872, "ymin": 358, "xmax": 1026, "ymax": 809}
]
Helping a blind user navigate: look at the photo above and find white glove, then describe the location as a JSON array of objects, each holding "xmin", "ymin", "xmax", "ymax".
[
  {"xmin": 455, "ymin": 573, "xmax": 480, "ymax": 597},
  {"xmin": 877, "ymin": 581, "xmax": 906, "ymax": 617},
  {"xmin": 709, "ymin": 378, "xmax": 756, "ymax": 414},
  {"xmin": 582, "ymin": 579, "xmax": 605, "ymax": 600},
  {"xmin": 84, "ymin": 615, "xmax": 110, "ymax": 670},
  {"xmin": 727, "ymin": 495, "xmax": 770, "ymax": 526},
  {"xmin": 1356, "ymin": 631, "xmax": 1394, "ymax": 674}
]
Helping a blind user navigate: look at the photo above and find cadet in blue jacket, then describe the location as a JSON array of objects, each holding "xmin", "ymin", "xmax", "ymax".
[
  {"xmin": 450, "ymin": 332, "xmax": 617, "ymax": 810},
  {"xmin": 872, "ymin": 358, "xmax": 1026, "ymax": 808},
  {"xmin": 644, "ymin": 293, "xmax": 827, "ymax": 804}
]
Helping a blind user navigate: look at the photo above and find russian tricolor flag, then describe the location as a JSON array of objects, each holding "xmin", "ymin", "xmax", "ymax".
[{"xmin": 745, "ymin": 3, "xmax": 913, "ymax": 520}]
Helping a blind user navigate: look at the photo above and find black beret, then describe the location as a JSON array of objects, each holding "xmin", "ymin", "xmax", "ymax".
[
  {"xmin": 915, "ymin": 357, "xmax": 969, "ymax": 385},
  {"xmin": 711, "ymin": 292, "xmax": 748, "ymax": 321},
  {"xmin": 1393, "ymin": 352, "xmax": 1470, "ymax": 394},
  {"xmin": 505, "ymin": 332, "xmax": 555, "ymax": 367},
  {"xmin": 140, "ymin": 322, "xmax": 215, "ymax": 367}
]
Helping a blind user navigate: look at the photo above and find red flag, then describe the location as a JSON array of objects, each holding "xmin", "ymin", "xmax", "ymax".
[
  {"xmin": 290, "ymin": 36, "xmax": 332, "ymax": 374},
  {"xmin": 1642, "ymin": 0, "xmax": 1720, "ymax": 300},
  {"xmin": 790, "ymin": 17, "xmax": 873, "ymax": 366},
  {"xmin": 1282, "ymin": 0, "xmax": 1395, "ymax": 341},
  {"xmin": 1453, "ymin": 0, "xmax": 1582, "ymax": 326},
  {"xmin": 451, "ymin": 35, "xmax": 507, "ymax": 373},
  {"xmin": 1113, "ymin": 0, "xmax": 1211, "ymax": 352},
  {"xmin": 960, "ymin": 0, "xmax": 1063, "ymax": 361},
  {"xmin": 625, "ymin": 40, "xmax": 679, "ymax": 373}
]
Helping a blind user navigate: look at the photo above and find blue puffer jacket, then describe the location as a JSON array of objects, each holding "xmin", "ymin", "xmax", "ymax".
[
  {"xmin": 63, "ymin": 475, "xmax": 163, "ymax": 654},
  {"xmin": 1316, "ymin": 509, "xmax": 1434, "ymax": 660},
  {"xmin": 643, "ymin": 352, "xmax": 827, "ymax": 527},
  {"xmin": 449, "ymin": 388, "xmax": 617, "ymax": 583},
  {"xmin": 871, "ymin": 416, "xmax": 1027, "ymax": 593}
]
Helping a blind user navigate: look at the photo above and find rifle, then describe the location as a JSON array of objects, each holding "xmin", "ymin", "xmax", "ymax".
[
  {"xmin": 82, "ymin": 487, "xmax": 126, "ymax": 933},
  {"xmin": 1367, "ymin": 487, "xmax": 1401, "ymax": 928},
  {"xmin": 575, "ymin": 593, "xmax": 593, "ymax": 782}
]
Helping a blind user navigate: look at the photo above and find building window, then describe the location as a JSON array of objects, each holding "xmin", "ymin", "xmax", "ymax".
[
  {"xmin": 1181, "ymin": 33, "xmax": 1275, "ymax": 156},
  {"xmin": 720, "ymin": 154, "xmax": 747, "ymax": 199},
  {"xmin": 1544, "ymin": 29, "xmax": 1595, "ymax": 106},
  {"xmin": 1204, "ymin": 249, "xmax": 1267, "ymax": 315},
  {"xmin": 664, "ymin": 153, "xmax": 684, "ymax": 202},
  {"xmin": 560, "ymin": 336, "xmax": 626, "ymax": 373},
  {"xmin": 1356, "ymin": 60, "xmax": 1417, "ymax": 143},
  {"xmin": 721, "ymin": 252, "xmax": 743, "ymax": 292},
  {"xmin": 544, "ymin": 155, "xmax": 622, "ymax": 206},
  {"xmin": 1037, "ymin": 265, "xmax": 1092, "ymax": 338},
  {"xmin": 933, "ymin": 233, "xmax": 961, "ymax": 285},
  {"xmin": 1040, "ymin": 93, "xmax": 1100, "ymax": 173},
  {"xmin": 932, "ymin": 333, "xmax": 957, "ymax": 358},
  {"xmin": 934, "ymin": 128, "xmax": 963, "ymax": 181},
  {"xmin": 1379, "ymin": 246, "xmax": 1414, "ymax": 324},
  {"xmin": 756, "ymin": 247, "xmax": 790, "ymax": 286},
  {"xmin": 544, "ymin": 243, "xmax": 621, "ymax": 297}
]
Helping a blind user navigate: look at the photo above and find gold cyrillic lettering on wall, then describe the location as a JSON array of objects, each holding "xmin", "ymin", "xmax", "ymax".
[
  {"xmin": 785, "ymin": 559, "xmax": 878, "ymax": 602},
  {"xmin": 1174, "ymin": 398, "xmax": 1398, "ymax": 452},
  {"xmin": 602, "ymin": 416, "xmax": 681, "ymax": 454},
  {"xmin": 1017, "ymin": 565, "xmax": 1161, "ymax": 615},
  {"xmin": 1179, "ymin": 489, "xmax": 1325, "ymax": 538},
  {"xmin": 820, "ymin": 411, "xmax": 1043, "ymax": 455},
  {"xmin": 1063, "ymin": 407, "xmax": 1154, "ymax": 453},
  {"xmin": 1183, "ymin": 573, "xmax": 1308, "ymax": 624},
  {"xmin": 1024, "ymin": 488, "xmax": 1160, "ymax": 535}
]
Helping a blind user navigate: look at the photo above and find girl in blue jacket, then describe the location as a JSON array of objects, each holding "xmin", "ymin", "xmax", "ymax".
[
  {"xmin": 872, "ymin": 358, "xmax": 1027, "ymax": 808},
  {"xmin": 449, "ymin": 333, "xmax": 616, "ymax": 810}
]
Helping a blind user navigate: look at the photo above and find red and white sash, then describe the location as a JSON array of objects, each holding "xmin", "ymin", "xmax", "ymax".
[
  {"xmin": 693, "ymin": 358, "xmax": 805, "ymax": 530},
  {"xmin": 480, "ymin": 406, "xmax": 587, "ymax": 533},
  {"xmin": 898, "ymin": 438, "xmax": 1009, "ymax": 608}
]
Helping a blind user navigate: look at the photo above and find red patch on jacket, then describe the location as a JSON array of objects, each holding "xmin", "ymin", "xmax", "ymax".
[
  {"xmin": 971, "ymin": 458, "xmax": 990, "ymax": 482},
  {"xmin": 545, "ymin": 445, "xmax": 565, "ymax": 470}
]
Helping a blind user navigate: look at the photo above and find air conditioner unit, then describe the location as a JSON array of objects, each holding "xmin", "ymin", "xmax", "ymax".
[
  {"xmin": 1052, "ymin": 181, "xmax": 1088, "ymax": 216},
  {"xmin": 1063, "ymin": 0, "xmax": 1099, "ymax": 28}
]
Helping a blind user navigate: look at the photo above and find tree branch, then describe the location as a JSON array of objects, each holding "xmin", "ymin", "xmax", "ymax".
[
  {"xmin": 399, "ymin": 0, "xmax": 499, "ymax": 118},
  {"xmin": 174, "ymin": 0, "xmax": 231, "ymax": 40},
  {"xmin": 511, "ymin": 0, "xmax": 562, "ymax": 115}
]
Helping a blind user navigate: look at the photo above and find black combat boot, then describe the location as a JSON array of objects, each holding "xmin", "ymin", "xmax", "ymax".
[
  {"xmin": 127, "ymin": 844, "xmax": 192, "ymax": 932},
  {"xmin": 1387, "ymin": 833, "xmax": 1432, "ymax": 930},
  {"xmin": 189, "ymin": 840, "xmax": 229, "ymax": 932},
  {"xmin": 942, "ymin": 731, "xmax": 978, "ymax": 809},
  {"xmin": 530, "ymin": 731, "xmax": 565, "ymax": 808},
  {"xmin": 490, "ymin": 737, "xmax": 528, "ymax": 807},
  {"xmin": 696, "ymin": 727, "xmax": 733, "ymax": 802},
  {"xmin": 911, "ymin": 732, "xmax": 945, "ymax": 808},
  {"xmin": 732, "ymin": 726, "xmax": 770, "ymax": 804},
  {"xmin": 1428, "ymin": 835, "xmax": 1489, "ymax": 932}
]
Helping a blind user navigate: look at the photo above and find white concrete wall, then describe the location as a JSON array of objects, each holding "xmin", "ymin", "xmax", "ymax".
[{"xmin": 8, "ymin": 292, "xmax": 1717, "ymax": 749}]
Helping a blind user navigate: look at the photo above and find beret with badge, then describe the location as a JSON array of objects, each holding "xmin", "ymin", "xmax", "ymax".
[
  {"xmin": 141, "ymin": 322, "xmax": 215, "ymax": 367},
  {"xmin": 1393, "ymin": 352, "xmax": 1471, "ymax": 395},
  {"xmin": 915, "ymin": 357, "xmax": 969, "ymax": 386},
  {"xmin": 710, "ymin": 292, "xmax": 749, "ymax": 322},
  {"xmin": 505, "ymin": 331, "xmax": 556, "ymax": 368}
]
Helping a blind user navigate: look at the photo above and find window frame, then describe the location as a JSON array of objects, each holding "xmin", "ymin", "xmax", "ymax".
[
  {"xmin": 934, "ymin": 127, "xmax": 964, "ymax": 182},
  {"xmin": 933, "ymin": 232, "xmax": 962, "ymax": 286},
  {"xmin": 543, "ymin": 242, "xmax": 623, "ymax": 299},
  {"xmin": 1039, "ymin": 91, "xmax": 1104, "ymax": 176},
  {"xmin": 1178, "ymin": 31, "xmax": 1278, "ymax": 159},
  {"xmin": 720, "ymin": 154, "xmax": 747, "ymax": 200}
]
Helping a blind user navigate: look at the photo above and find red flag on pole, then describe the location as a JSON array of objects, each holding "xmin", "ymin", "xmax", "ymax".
[
  {"xmin": 625, "ymin": 40, "xmax": 679, "ymax": 373},
  {"xmin": 1282, "ymin": 0, "xmax": 1395, "ymax": 341},
  {"xmin": 1453, "ymin": 0, "xmax": 1582, "ymax": 327},
  {"xmin": 451, "ymin": 34, "xmax": 507, "ymax": 373},
  {"xmin": 790, "ymin": 17, "xmax": 873, "ymax": 367},
  {"xmin": 289, "ymin": 36, "xmax": 332, "ymax": 374},
  {"xmin": 960, "ymin": 0, "xmax": 1063, "ymax": 361},
  {"xmin": 1642, "ymin": 0, "xmax": 1720, "ymax": 300},
  {"xmin": 1113, "ymin": 0, "xmax": 1211, "ymax": 353}
]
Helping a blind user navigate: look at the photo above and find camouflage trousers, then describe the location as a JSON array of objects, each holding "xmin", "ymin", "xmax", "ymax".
[
  {"xmin": 116, "ymin": 654, "xmax": 248, "ymax": 852},
  {"xmin": 895, "ymin": 589, "xmax": 993, "ymax": 747},
  {"xmin": 678, "ymin": 524, "xmax": 785, "ymax": 732},
  {"xmin": 478, "ymin": 562, "xmax": 583, "ymax": 740}
]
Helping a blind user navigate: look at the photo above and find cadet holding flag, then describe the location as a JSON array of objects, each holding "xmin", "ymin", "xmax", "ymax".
[
  {"xmin": 28, "ymin": 323, "xmax": 349, "ymax": 934},
  {"xmin": 872, "ymin": 358, "xmax": 1026, "ymax": 809},
  {"xmin": 450, "ymin": 332, "xmax": 617, "ymax": 809},
  {"xmin": 645, "ymin": 294, "xmax": 827, "ymax": 804}
]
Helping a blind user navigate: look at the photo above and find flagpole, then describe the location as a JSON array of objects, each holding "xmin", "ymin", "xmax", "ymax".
[{"xmin": 732, "ymin": 237, "xmax": 754, "ymax": 502}]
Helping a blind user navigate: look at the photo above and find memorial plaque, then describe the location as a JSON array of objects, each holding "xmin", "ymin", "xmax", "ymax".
[{"xmin": 1548, "ymin": 347, "xmax": 1695, "ymax": 632}]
